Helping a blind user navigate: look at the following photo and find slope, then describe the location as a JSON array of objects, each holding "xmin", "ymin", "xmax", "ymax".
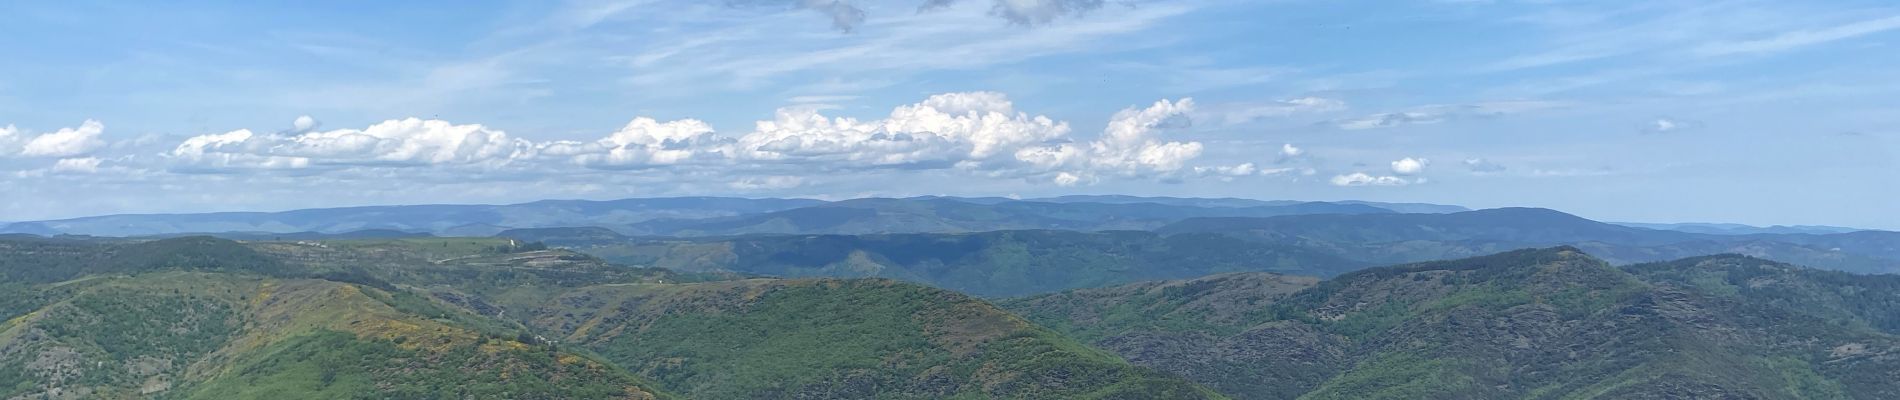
[
  {"xmin": 0, "ymin": 272, "xmax": 669, "ymax": 399},
  {"xmin": 630, "ymin": 197, "xmax": 1395, "ymax": 236},
  {"xmin": 1008, "ymin": 248, "xmax": 1900, "ymax": 399},
  {"xmin": 494, "ymin": 278, "xmax": 1225, "ymax": 399},
  {"xmin": 577, "ymin": 230, "xmax": 1363, "ymax": 297}
]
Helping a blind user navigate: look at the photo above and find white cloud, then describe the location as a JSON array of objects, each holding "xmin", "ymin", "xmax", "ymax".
[
  {"xmin": 50, "ymin": 157, "xmax": 102, "ymax": 174},
  {"xmin": 150, "ymin": 92, "xmax": 1224, "ymax": 186},
  {"xmin": 1014, "ymin": 98, "xmax": 1204, "ymax": 182},
  {"xmin": 734, "ymin": 91, "xmax": 1071, "ymax": 169},
  {"xmin": 1192, "ymin": 163, "xmax": 1296, "ymax": 179},
  {"xmin": 292, "ymin": 115, "xmax": 319, "ymax": 132},
  {"xmin": 1390, "ymin": 157, "xmax": 1428, "ymax": 175},
  {"xmin": 170, "ymin": 118, "xmax": 530, "ymax": 170},
  {"xmin": 1196, "ymin": 162, "xmax": 1255, "ymax": 176},
  {"xmin": 20, "ymin": 120, "xmax": 107, "ymax": 157},
  {"xmin": 1090, "ymin": 98, "xmax": 1202, "ymax": 172},
  {"xmin": 1652, "ymin": 118, "xmax": 1679, "ymax": 132},
  {"xmin": 553, "ymin": 117, "xmax": 727, "ymax": 169},
  {"xmin": 1330, "ymin": 172, "xmax": 1413, "ymax": 186},
  {"xmin": 1052, "ymin": 171, "xmax": 1085, "ymax": 186},
  {"xmin": 729, "ymin": 175, "xmax": 805, "ymax": 190},
  {"xmin": 1641, "ymin": 117, "xmax": 1700, "ymax": 134},
  {"xmin": 1280, "ymin": 143, "xmax": 1304, "ymax": 157}
]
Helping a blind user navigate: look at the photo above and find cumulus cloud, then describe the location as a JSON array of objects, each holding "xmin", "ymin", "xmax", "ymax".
[
  {"xmin": 1390, "ymin": 157, "xmax": 1427, "ymax": 175},
  {"xmin": 736, "ymin": 91, "xmax": 1071, "ymax": 169},
  {"xmin": 170, "ymin": 118, "xmax": 530, "ymax": 170},
  {"xmin": 1280, "ymin": 143, "xmax": 1304, "ymax": 157},
  {"xmin": 920, "ymin": 0, "xmax": 1108, "ymax": 25},
  {"xmin": 721, "ymin": 93, "xmax": 1204, "ymax": 183},
  {"xmin": 292, "ymin": 115, "xmax": 319, "ymax": 132},
  {"xmin": 1013, "ymin": 98, "xmax": 1204, "ymax": 182},
  {"xmin": 168, "ymin": 129, "xmax": 314, "ymax": 170},
  {"xmin": 1330, "ymin": 172, "xmax": 1412, "ymax": 186},
  {"xmin": 550, "ymin": 117, "xmax": 727, "ymax": 169},
  {"xmin": 50, "ymin": 157, "xmax": 102, "ymax": 174},
  {"xmin": 149, "ymin": 92, "xmax": 1221, "ymax": 186},
  {"xmin": 18, "ymin": 120, "xmax": 107, "ymax": 157}
]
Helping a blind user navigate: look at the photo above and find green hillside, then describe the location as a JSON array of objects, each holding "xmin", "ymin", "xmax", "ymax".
[
  {"xmin": 500, "ymin": 278, "xmax": 1223, "ymax": 399},
  {"xmin": 0, "ymin": 236, "xmax": 1219, "ymax": 399},
  {"xmin": 0, "ymin": 272, "xmax": 668, "ymax": 399},
  {"xmin": 575, "ymin": 230, "xmax": 1360, "ymax": 297},
  {"xmin": 1007, "ymin": 247, "xmax": 1900, "ymax": 399}
]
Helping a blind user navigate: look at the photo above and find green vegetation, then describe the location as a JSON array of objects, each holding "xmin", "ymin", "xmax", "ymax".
[
  {"xmin": 0, "ymin": 271, "xmax": 670, "ymax": 400},
  {"xmin": 1009, "ymin": 247, "xmax": 1900, "ymax": 399},
  {"xmin": 0, "ymin": 235, "xmax": 1217, "ymax": 399},
  {"xmin": 520, "ymin": 279, "xmax": 1225, "ymax": 399},
  {"xmin": 10, "ymin": 232, "xmax": 1897, "ymax": 400},
  {"xmin": 185, "ymin": 330, "xmax": 657, "ymax": 400},
  {"xmin": 581, "ymin": 230, "xmax": 1359, "ymax": 297}
]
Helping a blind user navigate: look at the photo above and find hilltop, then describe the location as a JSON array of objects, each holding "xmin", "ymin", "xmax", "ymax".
[
  {"xmin": 0, "ymin": 236, "xmax": 1220, "ymax": 399},
  {"xmin": 1007, "ymin": 247, "xmax": 1900, "ymax": 399}
]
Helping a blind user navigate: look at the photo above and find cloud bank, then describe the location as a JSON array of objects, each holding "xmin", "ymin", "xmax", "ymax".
[{"xmin": 151, "ymin": 92, "xmax": 1221, "ymax": 187}]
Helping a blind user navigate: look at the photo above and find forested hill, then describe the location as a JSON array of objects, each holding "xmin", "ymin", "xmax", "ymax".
[
  {"xmin": 0, "ymin": 236, "xmax": 1221, "ymax": 399},
  {"xmin": 1005, "ymin": 247, "xmax": 1900, "ymax": 399}
]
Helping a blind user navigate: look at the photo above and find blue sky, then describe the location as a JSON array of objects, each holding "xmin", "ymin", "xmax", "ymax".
[{"xmin": 1, "ymin": 0, "xmax": 1896, "ymax": 228}]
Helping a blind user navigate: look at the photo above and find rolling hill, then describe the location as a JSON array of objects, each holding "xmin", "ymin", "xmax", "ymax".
[
  {"xmin": 0, "ymin": 272, "xmax": 670, "ymax": 399},
  {"xmin": 569, "ymin": 230, "xmax": 1365, "ymax": 297},
  {"xmin": 0, "ymin": 235, "xmax": 1220, "ymax": 399},
  {"xmin": 502, "ymin": 278, "xmax": 1224, "ymax": 399},
  {"xmin": 1006, "ymin": 247, "xmax": 1900, "ymax": 399},
  {"xmin": 4, "ymin": 196, "xmax": 1437, "ymax": 239},
  {"xmin": 627, "ymin": 197, "xmax": 1397, "ymax": 236}
]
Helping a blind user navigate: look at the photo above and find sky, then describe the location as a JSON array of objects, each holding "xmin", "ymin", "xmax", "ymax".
[{"xmin": 1, "ymin": 0, "xmax": 1897, "ymax": 228}]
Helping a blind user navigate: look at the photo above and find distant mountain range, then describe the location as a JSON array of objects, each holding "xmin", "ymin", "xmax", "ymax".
[
  {"xmin": 495, "ymin": 207, "xmax": 1899, "ymax": 295},
  {"xmin": 0, "ymin": 197, "xmax": 825, "ymax": 237},
  {"xmin": 542, "ymin": 229, "xmax": 1366, "ymax": 297},
  {"xmin": 1156, "ymin": 208, "xmax": 1900, "ymax": 274},
  {"xmin": 9, "ymin": 196, "xmax": 1895, "ymax": 286},
  {"xmin": 0, "ymin": 196, "xmax": 1463, "ymax": 237},
  {"xmin": 1615, "ymin": 221, "xmax": 1868, "ymax": 235}
]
